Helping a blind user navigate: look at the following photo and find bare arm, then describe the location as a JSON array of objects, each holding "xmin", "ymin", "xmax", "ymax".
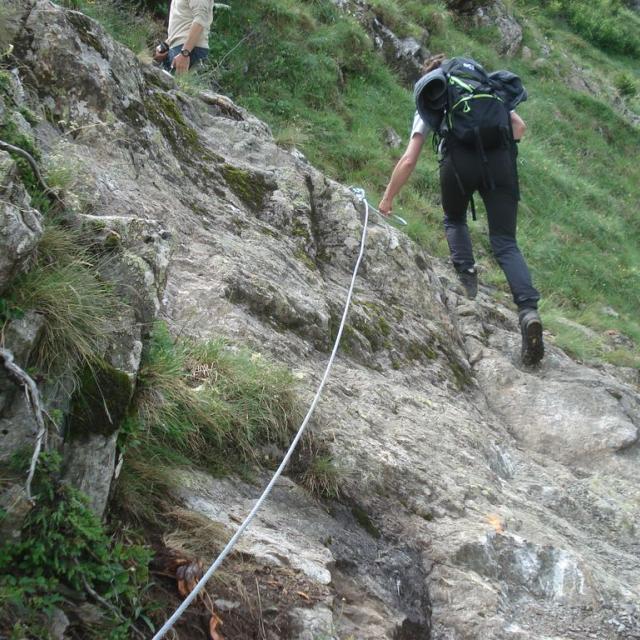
[
  {"xmin": 511, "ymin": 111, "xmax": 527, "ymax": 141},
  {"xmin": 379, "ymin": 133, "xmax": 425, "ymax": 214}
]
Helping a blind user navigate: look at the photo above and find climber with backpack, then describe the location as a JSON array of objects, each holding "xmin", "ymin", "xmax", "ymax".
[{"xmin": 379, "ymin": 54, "xmax": 544, "ymax": 365}]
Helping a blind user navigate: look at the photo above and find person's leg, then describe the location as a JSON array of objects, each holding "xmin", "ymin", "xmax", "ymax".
[
  {"xmin": 188, "ymin": 46, "xmax": 209, "ymax": 70},
  {"xmin": 440, "ymin": 153, "xmax": 475, "ymax": 272},
  {"xmin": 480, "ymin": 148, "xmax": 543, "ymax": 363},
  {"xmin": 480, "ymin": 170, "xmax": 540, "ymax": 310}
]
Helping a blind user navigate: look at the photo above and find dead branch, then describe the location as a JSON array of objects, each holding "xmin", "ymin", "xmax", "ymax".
[
  {"xmin": 0, "ymin": 347, "xmax": 47, "ymax": 500},
  {"xmin": 0, "ymin": 138, "xmax": 65, "ymax": 206}
]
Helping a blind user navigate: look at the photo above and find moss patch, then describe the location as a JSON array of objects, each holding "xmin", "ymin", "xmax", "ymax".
[
  {"xmin": 351, "ymin": 505, "xmax": 381, "ymax": 539},
  {"xmin": 68, "ymin": 361, "xmax": 133, "ymax": 438},
  {"xmin": 292, "ymin": 218, "xmax": 311, "ymax": 240},
  {"xmin": 294, "ymin": 247, "xmax": 316, "ymax": 271},
  {"xmin": 406, "ymin": 340, "xmax": 437, "ymax": 362},
  {"xmin": 0, "ymin": 71, "xmax": 13, "ymax": 96},
  {"xmin": 221, "ymin": 163, "xmax": 272, "ymax": 212},
  {"xmin": 144, "ymin": 92, "xmax": 221, "ymax": 164},
  {"xmin": 442, "ymin": 349, "xmax": 472, "ymax": 390}
]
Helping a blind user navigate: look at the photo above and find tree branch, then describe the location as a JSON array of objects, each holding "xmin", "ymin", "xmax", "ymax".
[
  {"xmin": 0, "ymin": 138, "xmax": 65, "ymax": 206},
  {"xmin": 80, "ymin": 571, "xmax": 146, "ymax": 640},
  {"xmin": 0, "ymin": 347, "xmax": 47, "ymax": 500}
]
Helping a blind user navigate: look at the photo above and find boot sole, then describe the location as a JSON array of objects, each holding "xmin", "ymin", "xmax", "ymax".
[{"xmin": 522, "ymin": 319, "xmax": 544, "ymax": 365}]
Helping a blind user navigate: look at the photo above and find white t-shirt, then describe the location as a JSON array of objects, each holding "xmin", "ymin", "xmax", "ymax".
[{"xmin": 411, "ymin": 111, "xmax": 430, "ymax": 138}]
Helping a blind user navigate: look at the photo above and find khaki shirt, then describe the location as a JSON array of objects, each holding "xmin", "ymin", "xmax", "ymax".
[{"xmin": 167, "ymin": 0, "xmax": 214, "ymax": 49}]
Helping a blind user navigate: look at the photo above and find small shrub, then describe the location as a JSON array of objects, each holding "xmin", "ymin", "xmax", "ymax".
[
  {"xmin": 0, "ymin": 453, "xmax": 153, "ymax": 639},
  {"xmin": 297, "ymin": 448, "xmax": 345, "ymax": 499},
  {"xmin": 614, "ymin": 72, "xmax": 637, "ymax": 98}
]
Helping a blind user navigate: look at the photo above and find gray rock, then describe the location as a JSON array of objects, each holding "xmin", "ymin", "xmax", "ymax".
[
  {"xmin": 474, "ymin": 1, "xmax": 523, "ymax": 57},
  {"xmin": 384, "ymin": 126, "xmax": 403, "ymax": 149},
  {"xmin": 289, "ymin": 605, "xmax": 335, "ymax": 640},
  {"xmin": 477, "ymin": 351, "xmax": 638, "ymax": 463},
  {"xmin": 371, "ymin": 20, "xmax": 426, "ymax": 85},
  {"xmin": 62, "ymin": 430, "xmax": 119, "ymax": 517},
  {"xmin": 0, "ymin": 154, "xmax": 43, "ymax": 294},
  {"xmin": 50, "ymin": 607, "xmax": 70, "ymax": 640}
]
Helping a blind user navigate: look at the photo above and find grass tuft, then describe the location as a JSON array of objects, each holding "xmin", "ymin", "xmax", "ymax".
[
  {"xmin": 115, "ymin": 322, "xmax": 303, "ymax": 522},
  {"xmin": 7, "ymin": 221, "xmax": 124, "ymax": 377}
]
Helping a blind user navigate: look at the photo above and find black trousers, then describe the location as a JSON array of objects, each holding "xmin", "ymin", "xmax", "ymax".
[{"xmin": 439, "ymin": 142, "xmax": 540, "ymax": 310}]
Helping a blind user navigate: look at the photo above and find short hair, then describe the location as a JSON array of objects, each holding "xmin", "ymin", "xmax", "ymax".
[{"xmin": 421, "ymin": 53, "xmax": 446, "ymax": 76}]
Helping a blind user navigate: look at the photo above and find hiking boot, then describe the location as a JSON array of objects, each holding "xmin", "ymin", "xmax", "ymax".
[
  {"xmin": 519, "ymin": 308, "xmax": 544, "ymax": 365},
  {"xmin": 457, "ymin": 267, "xmax": 478, "ymax": 300}
]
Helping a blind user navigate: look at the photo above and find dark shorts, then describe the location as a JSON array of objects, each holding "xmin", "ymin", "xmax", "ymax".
[{"xmin": 163, "ymin": 45, "xmax": 209, "ymax": 72}]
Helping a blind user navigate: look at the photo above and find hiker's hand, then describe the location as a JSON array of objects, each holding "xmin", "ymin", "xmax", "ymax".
[
  {"xmin": 153, "ymin": 46, "xmax": 168, "ymax": 62},
  {"xmin": 378, "ymin": 198, "xmax": 392, "ymax": 217},
  {"xmin": 172, "ymin": 53, "xmax": 190, "ymax": 75}
]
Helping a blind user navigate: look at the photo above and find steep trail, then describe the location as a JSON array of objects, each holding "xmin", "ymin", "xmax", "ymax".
[{"xmin": 3, "ymin": 1, "xmax": 640, "ymax": 638}]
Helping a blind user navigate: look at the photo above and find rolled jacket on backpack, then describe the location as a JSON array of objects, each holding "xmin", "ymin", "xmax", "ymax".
[
  {"xmin": 488, "ymin": 70, "xmax": 528, "ymax": 111},
  {"xmin": 414, "ymin": 68, "xmax": 448, "ymax": 132}
]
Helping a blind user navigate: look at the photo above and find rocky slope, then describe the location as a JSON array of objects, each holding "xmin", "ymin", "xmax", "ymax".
[{"xmin": 1, "ymin": 1, "xmax": 639, "ymax": 639}]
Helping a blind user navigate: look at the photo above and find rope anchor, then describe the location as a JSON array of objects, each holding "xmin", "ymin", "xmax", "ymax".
[{"xmin": 349, "ymin": 186, "xmax": 408, "ymax": 226}]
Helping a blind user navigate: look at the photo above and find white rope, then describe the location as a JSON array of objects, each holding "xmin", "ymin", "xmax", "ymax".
[{"xmin": 151, "ymin": 187, "xmax": 371, "ymax": 639}]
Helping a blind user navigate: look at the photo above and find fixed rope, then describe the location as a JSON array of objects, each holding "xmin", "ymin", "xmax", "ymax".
[{"xmin": 151, "ymin": 187, "xmax": 374, "ymax": 639}]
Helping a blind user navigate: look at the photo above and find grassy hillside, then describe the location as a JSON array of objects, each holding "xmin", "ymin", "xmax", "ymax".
[{"xmin": 83, "ymin": 0, "xmax": 640, "ymax": 367}]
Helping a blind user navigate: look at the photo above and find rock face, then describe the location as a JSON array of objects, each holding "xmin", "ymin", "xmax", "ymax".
[
  {"xmin": 0, "ymin": 150, "xmax": 43, "ymax": 294},
  {"xmin": 0, "ymin": 2, "xmax": 170, "ymax": 518},
  {"xmin": 2, "ymin": 2, "xmax": 640, "ymax": 639},
  {"xmin": 331, "ymin": 0, "xmax": 429, "ymax": 85},
  {"xmin": 473, "ymin": 1, "xmax": 523, "ymax": 57},
  {"xmin": 370, "ymin": 18, "xmax": 427, "ymax": 85}
]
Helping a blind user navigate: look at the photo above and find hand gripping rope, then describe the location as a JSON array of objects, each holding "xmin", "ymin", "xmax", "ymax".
[{"xmin": 152, "ymin": 187, "xmax": 393, "ymax": 639}]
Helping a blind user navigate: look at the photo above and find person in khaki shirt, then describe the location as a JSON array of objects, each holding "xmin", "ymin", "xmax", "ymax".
[{"xmin": 153, "ymin": 0, "xmax": 215, "ymax": 74}]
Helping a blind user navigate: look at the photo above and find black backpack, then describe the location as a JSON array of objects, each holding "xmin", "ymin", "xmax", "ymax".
[{"xmin": 439, "ymin": 57, "xmax": 511, "ymax": 149}]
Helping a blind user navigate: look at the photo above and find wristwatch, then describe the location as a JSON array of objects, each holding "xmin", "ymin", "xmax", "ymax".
[{"xmin": 180, "ymin": 48, "xmax": 191, "ymax": 57}]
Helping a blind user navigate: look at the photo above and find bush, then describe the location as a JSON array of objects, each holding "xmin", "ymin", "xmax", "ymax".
[
  {"xmin": 544, "ymin": 0, "xmax": 640, "ymax": 57},
  {"xmin": 0, "ymin": 453, "xmax": 153, "ymax": 639},
  {"xmin": 614, "ymin": 72, "xmax": 637, "ymax": 98}
]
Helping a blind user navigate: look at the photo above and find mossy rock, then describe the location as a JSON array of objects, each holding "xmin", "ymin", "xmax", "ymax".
[
  {"xmin": 405, "ymin": 339, "xmax": 438, "ymax": 362},
  {"xmin": 291, "ymin": 218, "xmax": 311, "ymax": 241},
  {"xmin": 349, "ymin": 303, "xmax": 393, "ymax": 352},
  {"xmin": 64, "ymin": 10, "xmax": 110, "ymax": 60},
  {"xmin": 221, "ymin": 164, "xmax": 272, "ymax": 212},
  {"xmin": 144, "ymin": 92, "xmax": 221, "ymax": 164},
  {"xmin": 440, "ymin": 347, "xmax": 473, "ymax": 390},
  {"xmin": 67, "ymin": 361, "xmax": 133, "ymax": 439},
  {"xmin": 294, "ymin": 247, "xmax": 316, "ymax": 271}
]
